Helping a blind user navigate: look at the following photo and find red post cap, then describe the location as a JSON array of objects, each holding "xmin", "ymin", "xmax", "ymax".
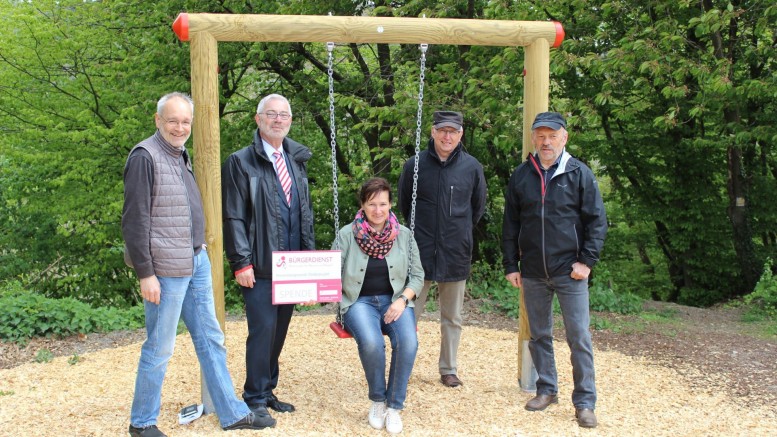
[
  {"xmin": 553, "ymin": 21, "xmax": 565, "ymax": 48},
  {"xmin": 172, "ymin": 13, "xmax": 189, "ymax": 42}
]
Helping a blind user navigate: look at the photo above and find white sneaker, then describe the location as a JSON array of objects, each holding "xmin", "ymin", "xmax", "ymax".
[
  {"xmin": 385, "ymin": 408, "xmax": 403, "ymax": 434},
  {"xmin": 368, "ymin": 401, "xmax": 386, "ymax": 429}
]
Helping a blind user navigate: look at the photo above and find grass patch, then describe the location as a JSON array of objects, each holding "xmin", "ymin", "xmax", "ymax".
[
  {"xmin": 738, "ymin": 315, "xmax": 777, "ymax": 339},
  {"xmin": 0, "ymin": 390, "xmax": 14, "ymax": 396},
  {"xmin": 34, "ymin": 349, "xmax": 53, "ymax": 363},
  {"xmin": 590, "ymin": 315, "xmax": 614, "ymax": 331},
  {"xmin": 67, "ymin": 354, "xmax": 82, "ymax": 365},
  {"xmin": 590, "ymin": 307, "xmax": 681, "ymax": 335},
  {"xmin": 639, "ymin": 307, "xmax": 680, "ymax": 323}
]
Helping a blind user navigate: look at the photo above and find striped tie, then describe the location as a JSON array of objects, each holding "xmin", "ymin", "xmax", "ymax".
[{"xmin": 273, "ymin": 151, "xmax": 291, "ymax": 204}]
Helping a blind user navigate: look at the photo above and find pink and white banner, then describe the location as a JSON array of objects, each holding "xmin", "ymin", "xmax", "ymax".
[{"xmin": 271, "ymin": 250, "xmax": 341, "ymax": 305}]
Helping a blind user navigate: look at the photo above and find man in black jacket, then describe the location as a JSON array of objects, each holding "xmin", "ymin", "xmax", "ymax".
[
  {"xmin": 502, "ymin": 112, "xmax": 607, "ymax": 428},
  {"xmin": 398, "ymin": 111, "xmax": 486, "ymax": 388},
  {"xmin": 222, "ymin": 94, "xmax": 315, "ymax": 423}
]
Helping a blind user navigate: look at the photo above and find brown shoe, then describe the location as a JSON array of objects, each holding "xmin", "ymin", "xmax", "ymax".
[
  {"xmin": 524, "ymin": 394, "xmax": 558, "ymax": 411},
  {"xmin": 440, "ymin": 374, "xmax": 463, "ymax": 387},
  {"xmin": 575, "ymin": 408, "xmax": 598, "ymax": 428}
]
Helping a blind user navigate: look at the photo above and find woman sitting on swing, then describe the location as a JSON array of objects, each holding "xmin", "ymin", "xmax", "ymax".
[{"xmin": 333, "ymin": 177, "xmax": 423, "ymax": 434}]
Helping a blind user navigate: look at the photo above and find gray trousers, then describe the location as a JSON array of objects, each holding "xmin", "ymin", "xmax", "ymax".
[
  {"xmin": 414, "ymin": 280, "xmax": 466, "ymax": 375},
  {"xmin": 521, "ymin": 275, "xmax": 597, "ymax": 409}
]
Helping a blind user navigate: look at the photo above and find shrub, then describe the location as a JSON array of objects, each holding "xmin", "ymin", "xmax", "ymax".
[
  {"xmin": 0, "ymin": 290, "xmax": 145, "ymax": 344},
  {"xmin": 469, "ymin": 263, "xmax": 643, "ymax": 318},
  {"xmin": 0, "ymin": 279, "xmax": 25, "ymax": 298},
  {"xmin": 744, "ymin": 259, "xmax": 777, "ymax": 320},
  {"xmin": 589, "ymin": 269, "xmax": 643, "ymax": 314},
  {"xmin": 469, "ymin": 262, "xmax": 521, "ymax": 318}
]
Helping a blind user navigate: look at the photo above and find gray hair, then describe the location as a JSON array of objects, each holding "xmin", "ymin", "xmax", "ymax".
[
  {"xmin": 256, "ymin": 94, "xmax": 292, "ymax": 116},
  {"xmin": 157, "ymin": 92, "xmax": 194, "ymax": 116}
]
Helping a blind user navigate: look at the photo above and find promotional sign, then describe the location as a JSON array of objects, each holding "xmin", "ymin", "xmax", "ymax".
[{"xmin": 271, "ymin": 250, "xmax": 341, "ymax": 305}]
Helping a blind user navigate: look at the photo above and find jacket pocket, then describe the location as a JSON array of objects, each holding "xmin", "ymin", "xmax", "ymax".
[{"xmin": 449, "ymin": 184, "xmax": 470, "ymax": 217}]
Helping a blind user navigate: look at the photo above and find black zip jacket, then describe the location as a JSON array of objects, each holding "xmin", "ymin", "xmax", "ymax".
[
  {"xmin": 398, "ymin": 139, "xmax": 487, "ymax": 282},
  {"xmin": 502, "ymin": 151, "xmax": 607, "ymax": 279},
  {"xmin": 222, "ymin": 130, "xmax": 315, "ymax": 278}
]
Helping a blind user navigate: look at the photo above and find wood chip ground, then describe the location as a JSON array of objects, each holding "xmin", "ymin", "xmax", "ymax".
[{"xmin": 1, "ymin": 315, "xmax": 775, "ymax": 436}]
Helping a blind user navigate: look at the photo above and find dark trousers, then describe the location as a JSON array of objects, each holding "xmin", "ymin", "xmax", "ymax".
[{"xmin": 241, "ymin": 278, "xmax": 295, "ymax": 407}]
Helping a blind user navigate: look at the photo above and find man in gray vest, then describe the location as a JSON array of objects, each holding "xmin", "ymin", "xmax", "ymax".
[
  {"xmin": 123, "ymin": 92, "xmax": 273, "ymax": 436},
  {"xmin": 222, "ymin": 94, "xmax": 315, "ymax": 423}
]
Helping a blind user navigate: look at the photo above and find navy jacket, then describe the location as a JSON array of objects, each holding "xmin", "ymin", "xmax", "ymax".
[
  {"xmin": 398, "ymin": 139, "xmax": 486, "ymax": 282},
  {"xmin": 502, "ymin": 151, "xmax": 607, "ymax": 279}
]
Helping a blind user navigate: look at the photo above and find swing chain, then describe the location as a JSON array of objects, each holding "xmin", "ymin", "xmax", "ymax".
[
  {"xmin": 327, "ymin": 42, "xmax": 428, "ymax": 331},
  {"xmin": 327, "ymin": 41, "xmax": 340, "ymax": 250},
  {"xmin": 409, "ymin": 43, "xmax": 428, "ymax": 236}
]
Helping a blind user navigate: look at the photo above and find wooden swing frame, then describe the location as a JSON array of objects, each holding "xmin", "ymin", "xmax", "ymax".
[{"xmin": 171, "ymin": 11, "xmax": 563, "ymax": 395}]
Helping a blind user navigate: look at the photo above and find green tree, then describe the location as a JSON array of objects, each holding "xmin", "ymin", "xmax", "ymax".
[
  {"xmin": 0, "ymin": 0, "xmax": 193, "ymax": 305},
  {"xmin": 553, "ymin": 0, "xmax": 777, "ymax": 304},
  {"xmin": 3, "ymin": 0, "xmax": 775, "ymax": 309}
]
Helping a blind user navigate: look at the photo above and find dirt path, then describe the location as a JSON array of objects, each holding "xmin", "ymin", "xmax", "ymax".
[
  {"xmin": 591, "ymin": 301, "xmax": 777, "ymax": 404},
  {"xmin": 0, "ymin": 303, "xmax": 776, "ymax": 436}
]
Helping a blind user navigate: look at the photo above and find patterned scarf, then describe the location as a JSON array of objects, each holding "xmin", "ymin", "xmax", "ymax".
[{"xmin": 352, "ymin": 209, "xmax": 400, "ymax": 259}]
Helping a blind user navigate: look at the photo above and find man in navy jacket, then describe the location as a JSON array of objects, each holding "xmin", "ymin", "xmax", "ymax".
[
  {"xmin": 502, "ymin": 112, "xmax": 607, "ymax": 428},
  {"xmin": 398, "ymin": 111, "xmax": 486, "ymax": 388}
]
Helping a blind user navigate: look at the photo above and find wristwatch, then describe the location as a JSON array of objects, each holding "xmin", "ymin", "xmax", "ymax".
[{"xmin": 400, "ymin": 295, "xmax": 409, "ymax": 306}]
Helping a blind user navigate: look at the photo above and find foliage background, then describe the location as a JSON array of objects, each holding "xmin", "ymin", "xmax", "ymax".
[{"xmin": 1, "ymin": 0, "xmax": 775, "ymax": 310}]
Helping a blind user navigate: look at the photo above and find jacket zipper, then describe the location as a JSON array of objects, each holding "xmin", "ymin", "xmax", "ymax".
[
  {"xmin": 528, "ymin": 155, "xmax": 550, "ymax": 278},
  {"xmin": 181, "ymin": 159, "xmax": 195, "ymax": 269},
  {"xmin": 449, "ymin": 185, "xmax": 453, "ymax": 216}
]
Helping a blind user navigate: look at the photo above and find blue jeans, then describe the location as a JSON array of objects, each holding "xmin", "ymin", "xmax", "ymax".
[
  {"xmin": 130, "ymin": 250, "xmax": 250, "ymax": 428},
  {"xmin": 521, "ymin": 275, "xmax": 596, "ymax": 409},
  {"xmin": 343, "ymin": 295, "xmax": 418, "ymax": 410}
]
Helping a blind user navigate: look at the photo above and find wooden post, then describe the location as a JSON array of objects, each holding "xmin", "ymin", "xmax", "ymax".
[
  {"xmin": 190, "ymin": 30, "xmax": 224, "ymax": 328},
  {"xmin": 518, "ymin": 38, "xmax": 551, "ymax": 390},
  {"xmin": 190, "ymin": 30, "xmax": 221, "ymax": 412},
  {"xmin": 174, "ymin": 12, "xmax": 563, "ymax": 393}
]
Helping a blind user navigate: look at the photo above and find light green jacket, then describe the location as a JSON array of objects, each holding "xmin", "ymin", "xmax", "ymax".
[{"xmin": 333, "ymin": 222, "xmax": 424, "ymax": 317}]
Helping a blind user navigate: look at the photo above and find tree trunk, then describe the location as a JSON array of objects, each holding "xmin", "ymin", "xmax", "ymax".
[
  {"xmin": 726, "ymin": 143, "xmax": 760, "ymax": 292},
  {"xmin": 702, "ymin": 0, "xmax": 760, "ymax": 293}
]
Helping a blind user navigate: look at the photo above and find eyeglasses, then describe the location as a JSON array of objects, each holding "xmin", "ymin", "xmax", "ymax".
[
  {"xmin": 159, "ymin": 114, "xmax": 192, "ymax": 128},
  {"xmin": 261, "ymin": 111, "xmax": 292, "ymax": 120},
  {"xmin": 434, "ymin": 128, "xmax": 462, "ymax": 137}
]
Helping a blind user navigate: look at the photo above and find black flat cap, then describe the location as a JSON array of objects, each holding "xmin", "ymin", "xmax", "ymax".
[
  {"xmin": 433, "ymin": 111, "xmax": 464, "ymax": 130},
  {"xmin": 531, "ymin": 112, "xmax": 566, "ymax": 130}
]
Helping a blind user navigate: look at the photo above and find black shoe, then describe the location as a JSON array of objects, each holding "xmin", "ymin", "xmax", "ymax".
[
  {"xmin": 128, "ymin": 424, "xmax": 166, "ymax": 437},
  {"xmin": 268, "ymin": 394, "xmax": 296, "ymax": 413},
  {"xmin": 248, "ymin": 404, "xmax": 274, "ymax": 417},
  {"xmin": 223, "ymin": 411, "xmax": 276, "ymax": 431}
]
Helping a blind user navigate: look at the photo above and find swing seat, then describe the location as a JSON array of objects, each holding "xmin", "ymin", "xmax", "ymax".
[
  {"xmin": 329, "ymin": 321, "xmax": 353, "ymax": 338},
  {"xmin": 329, "ymin": 321, "xmax": 417, "ymax": 339}
]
